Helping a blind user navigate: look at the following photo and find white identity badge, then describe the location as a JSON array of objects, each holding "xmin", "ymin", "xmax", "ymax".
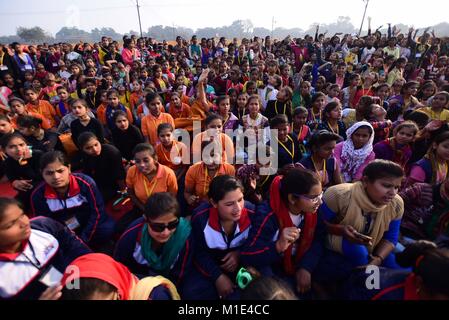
[
  {"xmin": 39, "ymin": 266, "xmax": 63, "ymax": 287},
  {"xmin": 65, "ymin": 216, "xmax": 81, "ymax": 231}
]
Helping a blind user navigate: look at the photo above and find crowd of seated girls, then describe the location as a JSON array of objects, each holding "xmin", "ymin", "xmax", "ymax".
[{"xmin": 1, "ymin": 29, "xmax": 449, "ymax": 300}]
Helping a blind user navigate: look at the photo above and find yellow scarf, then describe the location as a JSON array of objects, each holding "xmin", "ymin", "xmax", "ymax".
[
  {"xmin": 323, "ymin": 182, "xmax": 404, "ymax": 254},
  {"xmin": 131, "ymin": 276, "xmax": 180, "ymax": 300}
]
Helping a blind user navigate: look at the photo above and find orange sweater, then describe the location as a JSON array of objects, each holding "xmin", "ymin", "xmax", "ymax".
[
  {"xmin": 26, "ymin": 100, "xmax": 57, "ymax": 127},
  {"xmin": 141, "ymin": 113, "xmax": 175, "ymax": 146},
  {"xmin": 130, "ymin": 92, "xmax": 143, "ymax": 112},
  {"xmin": 169, "ymin": 103, "xmax": 192, "ymax": 119},
  {"xmin": 97, "ymin": 104, "xmax": 133, "ymax": 127}
]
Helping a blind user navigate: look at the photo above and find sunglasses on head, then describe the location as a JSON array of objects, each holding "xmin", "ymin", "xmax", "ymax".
[{"xmin": 147, "ymin": 219, "xmax": 179, "ymax": 233}]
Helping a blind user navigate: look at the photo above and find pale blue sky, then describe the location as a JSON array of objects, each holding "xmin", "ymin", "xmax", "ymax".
[{"xmin": 0, "ymin": 0, "xmax": 447, "ymax": 36}]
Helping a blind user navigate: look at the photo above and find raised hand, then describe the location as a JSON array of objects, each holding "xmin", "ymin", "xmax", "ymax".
[{"xmin": 198, "ymin": 68, "xmax": 210, "ymax": 83}]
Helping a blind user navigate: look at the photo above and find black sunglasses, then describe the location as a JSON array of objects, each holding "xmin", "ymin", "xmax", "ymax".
[{"xmin": 148, "ymin": 219, "xmax": 179, "ymax": 233}]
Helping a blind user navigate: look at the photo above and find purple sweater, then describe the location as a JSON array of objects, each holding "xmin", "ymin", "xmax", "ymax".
[{"xmin": 373, "ymin": 140, "xmax": 412, "ymax": 168}]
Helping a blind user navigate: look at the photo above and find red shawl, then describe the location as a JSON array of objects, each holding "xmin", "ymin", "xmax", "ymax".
[{"xmin": 269, "ymin": 175, "xmax": 317, "ymax": 275}]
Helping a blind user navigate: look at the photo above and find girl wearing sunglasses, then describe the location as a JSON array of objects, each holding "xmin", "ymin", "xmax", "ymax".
[
  {"xmin": 183, "ymin": 175, "xmax": 255, "ymax": 300},
  {"xmin": 114, "ymin": 192, "xmax": 192, "ymax": 298}
]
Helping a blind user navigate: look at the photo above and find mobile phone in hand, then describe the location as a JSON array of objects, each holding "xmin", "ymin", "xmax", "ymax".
[{"xmin": 353, "ymin": 231, "xmax": 373, "ymax": 242}]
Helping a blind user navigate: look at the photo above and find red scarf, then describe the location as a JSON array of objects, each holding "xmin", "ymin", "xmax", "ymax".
[
  {"xmin": 372, "ymin": 273, "xmax": 420, "ymax": 300},
  {"xmin": 0, "ymin": 240, "xmax": 29, "ymax": 261},
  {"xmin": 61, "ymin": 253, "xmax": 137, "ymax": 300},
  {"xmin": 404, "ymin": 273, "xmax": 420, "ymax": 300},
  {"xmin": 208, "ymin": 207, "xmax": 250, "ymax": 233},
  {"xmin": 269, "ymin": 175, "xmax": 317, "ymax": 275},
  {"xmin": 44, "ymin": 174, "xmax": 80, "ymax": 199}
]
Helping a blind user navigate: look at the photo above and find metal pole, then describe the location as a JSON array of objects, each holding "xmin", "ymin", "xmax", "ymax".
[
  {"xmin": 358, "ymin": 0, "xmax": 370, "ymax": 36},
  {"xmin": 136, "ymin": 0, "xmax": 143, "ymax": 38},
  {"xmin": 271, "ymin": 17, "xmax": 274, "ymax": 38}
]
